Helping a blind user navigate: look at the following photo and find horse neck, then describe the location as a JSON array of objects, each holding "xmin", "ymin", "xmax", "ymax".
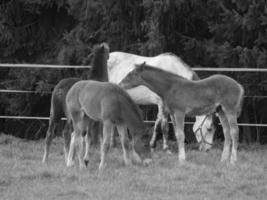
[
  {"xmin": 140, "ymin": 69, "xmax": 174, "ymax": 98},
  {"xmin": 120, "ymin": 94, "xmax": 145, "ymax": 134},
  {"xmin": 90, "ymin": 57, "xmax": 108, "ymax": 81}
]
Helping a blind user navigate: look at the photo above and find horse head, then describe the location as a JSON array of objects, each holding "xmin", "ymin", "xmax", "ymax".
[
  {"xmin": 193, "ymin": 114, "xmax": 216, "ymax": 151},
  {"xmin": 133, "ymin": 127, "xmax": 153, "ymax": 165},
  {"xmin": 119, "ymin": 62, "xmax": 146, "ymax": 89}
]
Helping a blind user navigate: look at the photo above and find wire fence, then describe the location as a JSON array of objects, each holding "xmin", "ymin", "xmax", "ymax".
[
  {"xmin": 0, "ymin": 63, "xmax": 266, "ymax": 127},
  {"xmin": 1, "ymin": 63, "xmax": 267, "ymax": 71}
]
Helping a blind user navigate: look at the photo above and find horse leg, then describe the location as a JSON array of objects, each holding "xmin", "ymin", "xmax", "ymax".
[
  {"xmin": 161, "ymin": 109, "xmax": 170, "ymax": 152},
  {"xmin": 99, "ymin": 120, "xmax": 112, "ymax": 171},
  {"xmin": 63, "ymin": 121, "xmax": 72, "ymax": 164},
  {"xmin": 217, "ymin": 110, "xmax": 231, "ymax": 162},
  {"xmin": 83, "ymin": 132, "xmax": 91, "ymax": 166},
  {"xmin": 67, "ymin": 113, "xmax": 87, "ymax": 169},
  {"xmin": 89, "ymin": 121, "xmax": 97, "ymax": 148},
  {"xmin": 172, "ymin": 111, "xmax": 186, "ymax": 162},
  {"xmin": 76, "ymin": 131, "xmax": 86, "ymax": 169},
  {"xmin": 125, "ymin": 126, "xmax": 142, "ymax": 164},
  {"xmin": 117, "ymin": 125, "xmax": 132, "ymax": 165},
  {"xmin": 75, "ymin": 118, "xmax": 88, "ymax": 169},
  {"xmin": 225, "ymin": 112, "xmax": 239, "ymax": 164},
  {"xmin": 42, "ymin": 119, "xmax": 57, "ymax": 163},
  {"xmin": 66, "ymin": 131, "xmax": 76, "ymax": 167},
  {"xmin": 83, "ymin": 120, "xmax": 93, "ymax": 166},
  {"xmin": 132, "ymin": 149, "xmax": 142, "ymax": 164},
  {"xmin": 110, "ymin": 127, "xmax": 117, "ymax": 148},
  {"xmin": 150, "ymin": 102, "xmax": 169, "ymax": 150},
  {"xmin": 150, "ymin": 115, "xmax": 161, "ymax": 149},
  {"xmin": 117, "ymin": 124, "xmax": 132, "ymax": 166}
]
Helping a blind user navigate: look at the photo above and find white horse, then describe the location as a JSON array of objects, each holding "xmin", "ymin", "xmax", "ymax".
[{"xmin": 108, "ymin": 52, "xmax": 216, "ymax": 151}]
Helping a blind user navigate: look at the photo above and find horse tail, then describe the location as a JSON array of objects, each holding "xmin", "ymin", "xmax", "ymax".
[
  {"xmin": 50, "ymin": 78, "xmax": 81, "ymax": 123},
  {"xmin": 90, "ymin": 42, "xmax": 109, "ymax": 82},
  {"xmin": 49, "ymin": 89, "xmax": 65, "ymax": 124},
  {"xmin": 237, "ymin": 84, "xmax": 245, "ymax": 117}
]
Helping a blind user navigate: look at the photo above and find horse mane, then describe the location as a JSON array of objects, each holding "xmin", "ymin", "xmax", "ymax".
[
  {"xmin": 161, "ymin": 52, "xmax": 193, "ymax": 71},
  {"xmin": 140, "ymin": 63, "xmax": 188, "ymax": 81},
  {"xmin": 89, "ymin": 42, "xmax": 109, "ymax": 81},
  {"xmin": 191, "ymin": 71, "xmax": 200, "ymax": 80},
  {"xmin": 155, "ymin": 53, "xmax": 200, "ymax": 81}
]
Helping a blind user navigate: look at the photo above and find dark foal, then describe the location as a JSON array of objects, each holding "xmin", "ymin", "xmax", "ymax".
[{"xmin": 42, "ymin": 43, "xmax": 109, "ymax": 164}]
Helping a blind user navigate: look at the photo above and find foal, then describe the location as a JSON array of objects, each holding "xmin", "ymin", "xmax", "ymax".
[
  {"xmin": 108, "ymin": 52, "xmax": 216, "ymax": 151},
  {"xmin": 66, "ymin": 80, "xmax": 152, "ymax": 169},
  {"xmin": 120, "ymin": 63, "xmax": 244, "ymax": 164},
  {"xmin": 42, "ymin": 43, "xmax": 109, "ymax": 164}
]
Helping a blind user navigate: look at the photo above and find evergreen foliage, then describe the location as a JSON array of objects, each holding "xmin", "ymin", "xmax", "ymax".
[{"xmin": 0, "ymin": 0, "xmax": 266, "ymax": 141}]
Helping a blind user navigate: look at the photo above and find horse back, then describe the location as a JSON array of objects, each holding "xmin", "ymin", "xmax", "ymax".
[
  {"xmin": 67, "ymin": 81, "xmax": 120, "ymax": 122},
  {"xmin": 108, "ymin": 51, "xmax": 194, "ymax": 84},
  {"xmin": 198, "ymin": 74, "xmax": 244, "ymax": 112},
  {"xmin": 68, "ymin": 80, "xmax": 144, "ymax": 129},
  {"xmin": 164, "ymin": 74, "xmax": 244, "ymax": 115}
]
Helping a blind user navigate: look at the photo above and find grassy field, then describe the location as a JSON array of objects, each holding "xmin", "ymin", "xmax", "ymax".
[{"xmin": 0, "ymin": 134, "xmax": 266, "ymax": 200}]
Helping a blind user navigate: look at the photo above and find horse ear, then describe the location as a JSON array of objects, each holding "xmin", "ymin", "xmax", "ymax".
[
  {"xmin": 135, "ymin": 62, "xmax": 146, "ymax": 70},
  {"xmin": 134, "ymin": 63, "xmax": 140, "ymax": 68},
  {"xmin": 101, "ymin": 44, "xmax": 105, "ymax": 50},
  {"xmin": 140, "ymin": 62, "xmax": 146, "ymax": 70},
  {"xmin": 100, "ymin": 42, "xmax": 109, "ymax": 51}
]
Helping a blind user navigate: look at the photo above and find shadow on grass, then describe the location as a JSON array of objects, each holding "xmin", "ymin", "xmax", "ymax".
[{"xmin": 19, "ymin": 171, "xmax": 62, "ymax": 180}]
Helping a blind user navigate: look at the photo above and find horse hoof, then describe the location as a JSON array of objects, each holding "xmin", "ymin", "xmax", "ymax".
[
  {"xmin": 164, "ymin": 148, "xmax": 172, "ymax": 155},
  {"xmin": 179, "ymin": 160, "xmax": 189, "ymax": 166},
  {"xmin": 125, "ymin": 160, "xmax": 132, "ymax": 166},
  {"xmin": 132, "ymin": 153, "xmax": 142, "ymax": 164},
  {"xmin": 80, "ymin": 164, "xmax": 87, "ymax": 170},
  {"xmin": 230, "ymin": 158, "xmax": 237, "ymax": 165},
  {"xmin": 98, "ymin": 163, "xmax": 107, "ymax": 171},
  {"xmin": 178, "ymin": 157, "xmax": 186, "ymax": 163},
  {"xmin": 220, "ymin": 156, "xmax": 229, "ymax": 163},
  {"xmin": 84, "ymin": 159, "xmax": 89, "ymax": 167},
  {"xmin": 66, "ymin": 160, "xmax": 75, "ymax": 167},
  {"xmin": 42, "ymin": 154, "xmax": 48, "ymax": 164},
  {"xmin": 149, "ymin": 143, "xmax": 156, "ymax": 149},
  {"xmin": 143, "ymin": 158, "xmax": 152, "ymax": 166}
]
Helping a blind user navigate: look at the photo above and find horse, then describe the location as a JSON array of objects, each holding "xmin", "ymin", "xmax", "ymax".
[
  {"xmin": 66, "ymin": 80, "xmax": 152, "ymax": 169},
  {"xmin": 119, "ymin": 63, "xmax": 244, "ymax": 164},
  {"xmin": 108, "ymin": 52, "xmax": 216, "ymax": 151},
  {"xmin": 42, "ymin": 42, "xmax": 109, "ymax": 164}
]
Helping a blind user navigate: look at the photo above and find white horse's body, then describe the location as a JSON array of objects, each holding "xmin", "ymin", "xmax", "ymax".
[{"xmin": 108, "ymin": 52, "xmax": 215, "ymax": 150}]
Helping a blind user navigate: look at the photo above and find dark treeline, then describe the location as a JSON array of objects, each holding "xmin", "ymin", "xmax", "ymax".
[{"xmin": 0, "ymin": 0, "xmax": 267, "ymax": 143}]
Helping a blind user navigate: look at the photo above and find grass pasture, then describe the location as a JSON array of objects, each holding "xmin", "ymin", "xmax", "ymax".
[{"xmin": 0, "ymin": 134, "xmax": 266, "ymax": 200}]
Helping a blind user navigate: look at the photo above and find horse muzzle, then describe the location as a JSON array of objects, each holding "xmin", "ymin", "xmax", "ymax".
[{"xmin": 199, "ymin": 142, "xmax": 212, "ymax": 152}]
